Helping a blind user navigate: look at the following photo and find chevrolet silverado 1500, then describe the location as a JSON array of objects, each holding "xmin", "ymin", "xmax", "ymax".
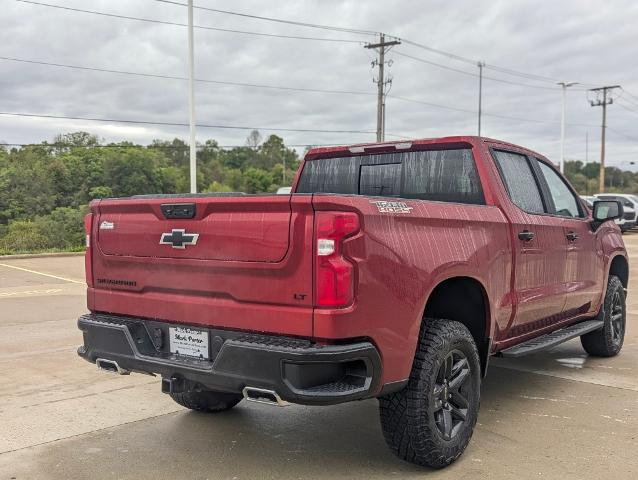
[{"xmin": 78, "ymin": 136, "xmax": 628, "ymax": 467}]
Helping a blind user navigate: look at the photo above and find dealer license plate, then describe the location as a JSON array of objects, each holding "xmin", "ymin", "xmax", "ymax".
[{"xmin": 169, "ymin": 326, "xmax": 209, "ymax": 359}]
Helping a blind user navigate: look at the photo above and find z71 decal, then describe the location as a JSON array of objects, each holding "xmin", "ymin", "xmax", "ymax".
[{"xmin": 370, "ymin": 200, "xmax": 413, "ymax": 214}]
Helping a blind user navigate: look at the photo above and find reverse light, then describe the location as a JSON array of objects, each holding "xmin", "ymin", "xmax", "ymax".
[
  {"xmin": 317, "ymin": 239, "xmax": 335, "ymax": 256},
  {"xmin": 314, "ymin": 211, "xmax": 360, "ymax": 307}
]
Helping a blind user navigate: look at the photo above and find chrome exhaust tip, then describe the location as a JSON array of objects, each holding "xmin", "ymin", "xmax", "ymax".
[
  {"xmin": 242, "ymin": 387, "xmax": 289, "ymax": 407},
  {"xmin": 96, "ymin": 358, "xmax": 130, "ymax": 375}
]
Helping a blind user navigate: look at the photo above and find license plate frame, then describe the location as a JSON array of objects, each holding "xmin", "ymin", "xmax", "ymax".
[{"xmin": 168, "ymin": 326, "xmax": 209, "ymax": 359}]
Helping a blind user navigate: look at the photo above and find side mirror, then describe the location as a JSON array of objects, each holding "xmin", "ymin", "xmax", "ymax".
[{"xmin": 592, "ymin": 200, "xmax": 623, "ymax": 229}]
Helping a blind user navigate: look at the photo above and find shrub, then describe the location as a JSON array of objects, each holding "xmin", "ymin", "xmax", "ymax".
[
  {"xmin": 0, "ymin": 220, "xmax": 49, "ymax": 253},
  {"xmin": 0, "ymin": 206, "xmax": 87, "ymax": 254}
]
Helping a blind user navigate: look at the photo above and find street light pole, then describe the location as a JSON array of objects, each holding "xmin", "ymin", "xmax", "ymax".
[
  {"xmin": 187, "ymin": 0, "xmax": 197, "ymax": 193},
  {"xmin": 557, "ymin": 81, "xmax": 577, "ymax": 174}
]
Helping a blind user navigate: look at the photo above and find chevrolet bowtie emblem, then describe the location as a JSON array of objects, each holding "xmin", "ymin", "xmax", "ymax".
[{"xmin": 159, "ymin": 229, "xmax": 199, "ymax": 249}]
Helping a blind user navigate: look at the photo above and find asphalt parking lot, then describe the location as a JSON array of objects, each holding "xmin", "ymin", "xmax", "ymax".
[{"xmin": 1, "ymin": 237, "xmax": 637, "ymax": 480}]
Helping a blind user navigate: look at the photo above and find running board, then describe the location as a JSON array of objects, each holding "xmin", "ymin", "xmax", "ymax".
[{"xmin": 500, "ymin": 320, "xmax": 604, "ymax": 358}]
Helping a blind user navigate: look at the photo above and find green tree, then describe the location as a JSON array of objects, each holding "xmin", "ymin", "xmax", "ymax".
[
  {"xmin": 102, "ymin": 148, "xmax": 163, "ymax": 197},
  {"xmin": 242, "ymin": 167, "xmax": 274, "ymax": 193}
]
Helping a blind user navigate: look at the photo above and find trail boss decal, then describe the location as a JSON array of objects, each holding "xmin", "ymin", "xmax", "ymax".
[{"xmin": 370, "ymin": 200, "xmax": 413, "ymax": 214}]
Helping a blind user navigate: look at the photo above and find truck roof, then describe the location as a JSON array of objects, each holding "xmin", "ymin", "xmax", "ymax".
[{"xmin": 305, "ymin": 136, "xmax": 546, "ymax": 161}]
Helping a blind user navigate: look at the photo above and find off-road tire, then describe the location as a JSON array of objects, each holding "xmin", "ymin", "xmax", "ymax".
[
  {"xmin": 379, "ymin": 319, "xmax": 481, "ymax": 468},
  {"xmin": 581, "ymin": 275, "xmax": 626, "ymax": 357},
  {"xmin": 169, "ymin": 389, "xmax": 243, "ymax": 412}
]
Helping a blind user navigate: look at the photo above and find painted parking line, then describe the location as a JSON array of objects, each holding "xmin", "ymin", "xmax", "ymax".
[
  {"xmin": 0, "ymin": 263, "xmax": 84, "ymax": 284},
  {"xmin": 0, "ymin": 288, "xmax": 64, "ymax": 297}
]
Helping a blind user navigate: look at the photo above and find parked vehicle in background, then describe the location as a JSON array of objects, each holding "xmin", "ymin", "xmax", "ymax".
[
  {"xmin": 77, "ymin": 136, "xmax": 628, "ymax": 468},
  {"xmin": 276, "ymin": 186, "xmax": 292, "ymax": 194},
  {"xmin": 595, "ymin": 194, "xmax": 638, "ymax": 231},
  {"xmin": 581, "ymin": 195, "xmax": 633, "ymax": 232},
  {"xmin": 581, "ymin": 195, "xmax": 596, "ymax": 208}
]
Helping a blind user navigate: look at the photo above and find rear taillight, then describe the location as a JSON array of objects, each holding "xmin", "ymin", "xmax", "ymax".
[
  {"xmin": 84, "ymin": 213, "xmax": 93, "ymax": 287},
  {"xmin": 314, "ymin": 211, "xmax": 359, "ymax": 307}
]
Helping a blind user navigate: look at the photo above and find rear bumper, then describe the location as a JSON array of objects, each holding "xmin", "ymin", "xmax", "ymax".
[{"xmin": 77, "ymin": 313, "xmax": 382, "ymax": 406}]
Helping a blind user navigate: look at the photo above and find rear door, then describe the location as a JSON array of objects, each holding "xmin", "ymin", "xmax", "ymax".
[
  {"xmin": 492, "ymin": 150, "xmax": 568, "ymax": 336},
  {"xmin": 535, "ymin": 160, "xmax": 602, "ymax": 316}
]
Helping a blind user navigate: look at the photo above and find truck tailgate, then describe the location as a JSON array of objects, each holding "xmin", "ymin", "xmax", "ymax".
[{"xmin": 89, "ymin": 195, "xmax": 314, "ymax": 336}]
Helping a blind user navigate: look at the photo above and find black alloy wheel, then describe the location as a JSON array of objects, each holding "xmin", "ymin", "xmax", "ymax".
[
  {"xmin": 610, "ymin": 290, "xmax": 625, "ymax": 347},
  {"xmin": 433, "ymin": 350, "xmax": 472, "ymax": 440}
]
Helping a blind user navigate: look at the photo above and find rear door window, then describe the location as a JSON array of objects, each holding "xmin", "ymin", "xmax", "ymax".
[
  {"xmin": 493, "ymin": 150, "xmax": 545, "ymax": 214},
  {"xmin": 296, "ymin": 148, "xmax": 484, "ymax": 205}
]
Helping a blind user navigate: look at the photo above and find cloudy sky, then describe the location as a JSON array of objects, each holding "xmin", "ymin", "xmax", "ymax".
[{"xmin": 1, "ymin": 0, "xmax": 637, "ymax": 168}]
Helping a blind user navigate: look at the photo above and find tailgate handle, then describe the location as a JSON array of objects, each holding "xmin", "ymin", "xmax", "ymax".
[{"xmin": 161, "ymin": 203, "xmax": 196, "ymax": 219}]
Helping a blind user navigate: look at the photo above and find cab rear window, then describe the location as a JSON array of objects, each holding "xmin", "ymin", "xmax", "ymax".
[{"xmin": 296, "ymin": 148, "xmax": 484, "ymax": 205}]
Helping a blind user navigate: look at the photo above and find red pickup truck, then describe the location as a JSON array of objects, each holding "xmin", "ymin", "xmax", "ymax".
[{"xmin": 78, "ymin": 136, "xmax": 628, "ymax": 468}]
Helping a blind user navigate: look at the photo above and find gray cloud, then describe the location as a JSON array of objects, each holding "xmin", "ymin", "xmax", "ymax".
[{"xmin": 1, "ymin": 0, "xmax": 636, "ymax": 167}]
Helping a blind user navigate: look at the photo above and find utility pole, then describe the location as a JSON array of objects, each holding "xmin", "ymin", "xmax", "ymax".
[
  {"xmin": 557, "ymin": 82, "xmax": 578, "ymax": 173},
  {"xmin": 187, "ymin": 0, "xmax": 197, "ymax": 193},
  {"xmin": 589, "ymin": 85, "xmax": 620, "ymax": 192},
  {"xmin": 365, "ymin": 34, "xmax": 400, "ymax": 142},
  {"xmin": 477, "ymin": 61, "xmax": 485, "ymax": 136}
]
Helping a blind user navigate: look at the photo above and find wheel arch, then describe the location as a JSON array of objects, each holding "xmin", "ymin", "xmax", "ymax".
[
  {"xmin": 421, "ymin": 276, "xmax": 492, "ymax": 377},
  {"xmin": 608, "ymin": 254, "xmax": 629, "ymax": 289}
]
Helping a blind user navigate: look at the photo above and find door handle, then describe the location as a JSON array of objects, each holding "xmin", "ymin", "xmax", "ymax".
[
  {"xmin": 566, "ymin": 231, "xmax": 579, "ymax": 242},
  {"xmin": 518, "ymin": 230, "xmax": 535, "ymax": 242}
]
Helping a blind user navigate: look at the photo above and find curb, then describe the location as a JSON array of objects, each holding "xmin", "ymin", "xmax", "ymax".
[{"xmin": 0, "ymin": 251, "xmax": 85, "ymax": 260}]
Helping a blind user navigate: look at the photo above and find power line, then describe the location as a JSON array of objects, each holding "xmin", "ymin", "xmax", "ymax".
[
  {"xmin": 617, "ymin": 90, "xmax": 638, "ymax": 109},
  {"xmin": 18, "ymin": 0, "xmax": 612, "ymax": 89},
  {"xmin": 0, "ymin": 54, "xmax": 603, "ymax": 130},
  {"xmin": 607, "ymin": 128, "xmax": 638, "ymax": 143},
  {"xmin": 150, "ymin": 1, "xmax": 592, "ymax": 86},
  {"xmin": 1, "ymin": 53, "xmax": 631, "ymax": 138},
  {"xmin": 616, "ymin": 101, "xmax": 638, "ymax": 115},
  {"xmin": 398, "ymin": 37, "xmax": 564, "ymax": 85},
  {"xmin": 16, "ymin": 0, "xmax": 614, "ymax": 94},
  {"xmin": 0, "ymin": 54, "xmax": 570, "ymax": 127},
  {"xmin": 0, "ymin": 56, "xmax": 374, "ymax": 97},
  {"xmin": 0, "ymin": 111, "xmax": 406, "ymax": 136},
  {"xmin": 620, "ymin": 88, "xmax": 638, "ymax": 104},
  {"xmin": 14, "ymin": 0, "xmax": 363, "ymax": 44},
  {"xmin": 389, "ymin": 94, "xmax": 599, "ymax": 127},
  {"xmin": 156, "ymin": 0, "xmax": 561, "ymax": 87},
  {"xmin": 148, "ymin": 0, "xmax": 378, "ymax": 37},
  {"xmin": 394, "ymin": 51, "xmax": 560, "ymax": 90},
  {"xmin": 6, "ymin": 52, "xmax": 631, "ymax": 134}
]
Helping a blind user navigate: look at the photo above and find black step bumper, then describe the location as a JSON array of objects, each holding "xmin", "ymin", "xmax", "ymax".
[{"xmin": 77, "ymin": 313, "xmax": 382, "ymax": 406}]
